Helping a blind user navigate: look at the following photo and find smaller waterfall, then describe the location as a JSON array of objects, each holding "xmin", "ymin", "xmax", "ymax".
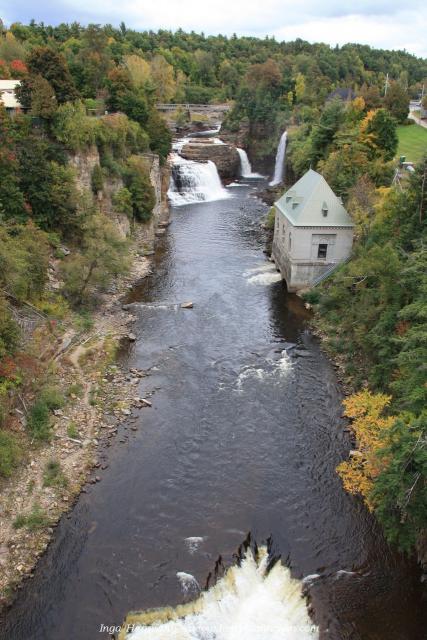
[
  {"xmin": 269, "ymin": 131, "xmax": 288, "ymax": 186},
  {"xmin": 168, "ymin": 154, "xmax": 230, "ymax": 206},
  {"xmin": 236, "ymin": 148, "xmax": 262, "ymax": 178}
]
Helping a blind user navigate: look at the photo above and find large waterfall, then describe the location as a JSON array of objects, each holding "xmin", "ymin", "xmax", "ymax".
[
  {"xmin": 236, "ymin": 148, "xmax": 262, "ymax": 178},
  {"xmin": 119, "ymin": 547, "xmax": 318, "ymax": 639},
  {"xmin": 168, "ymin": 153, "xmax": 230, "ymax": 206},
  {"xmin": 269, "ymin": 131, "xmax": 288, "ymax": 186}
]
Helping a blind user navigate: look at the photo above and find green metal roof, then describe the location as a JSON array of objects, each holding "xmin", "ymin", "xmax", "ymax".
[{"xmin": 275, "ymin": 169, "xmax": 353, "ymax": 227}]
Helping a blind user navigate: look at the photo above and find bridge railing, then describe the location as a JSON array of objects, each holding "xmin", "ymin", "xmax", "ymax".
[{"xmin": 156, "ymin": 103, "xmax": 231, "ymax": 113}]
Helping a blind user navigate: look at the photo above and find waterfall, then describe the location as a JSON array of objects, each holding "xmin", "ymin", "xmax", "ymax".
[
  {"xmin": 120, "ymin": 547, "xmax": 318, "ymax": 639},
  {"xmin": 269, "ymin": 131, "xmax": 288, "ymax": 186},
  {"xmin": 236, "ymin": 148, "xmax": 262, "ymax": 178},
  {"xmin": 168, "ymin": 153, "xmax": 230, "ymax": 206}
]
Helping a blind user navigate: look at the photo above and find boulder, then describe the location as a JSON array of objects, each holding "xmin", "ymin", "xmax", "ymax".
[{"xmin": 180, "ymin": 140, "xmax": 240, "ymax": 179}]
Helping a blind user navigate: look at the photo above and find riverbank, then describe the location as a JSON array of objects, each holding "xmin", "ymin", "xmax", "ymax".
[{"xmin": 0, "ymin": 220, "xmax": 166, "ymax": 611}]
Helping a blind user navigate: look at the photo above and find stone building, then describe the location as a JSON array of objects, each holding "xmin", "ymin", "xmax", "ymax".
[{"xmin": 272, "ymin": 169, "xmax": 353, "ymax": 291}]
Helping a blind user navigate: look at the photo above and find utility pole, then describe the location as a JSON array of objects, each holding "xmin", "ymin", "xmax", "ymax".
[{"xmin": 384, "ymin": 73, "xmax": 389, "ymax": 96}]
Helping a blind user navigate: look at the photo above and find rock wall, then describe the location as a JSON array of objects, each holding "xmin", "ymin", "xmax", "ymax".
[
  {"xmin": 140, "ymin": 153, "xmax": 171, "ymax": 252},
  {"xmin": 180, "ymin": 140, "xmax": 240, "ymax": 179},
  {"xmin": 69, "ymin": 147, "xmax": 169, "ymax": 245}
]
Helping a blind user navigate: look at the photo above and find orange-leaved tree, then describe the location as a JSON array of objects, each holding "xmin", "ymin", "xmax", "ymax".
[{"xmin": 337, "ymin": 390, "xmax": 395, "ymax": 509}]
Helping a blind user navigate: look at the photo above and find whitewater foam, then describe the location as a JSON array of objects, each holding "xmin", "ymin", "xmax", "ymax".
[
  {"xmin": 120, "ymin": 547, "xmax": 318, "ymax": 639},
  {"xmin": 168, "ymin": 153, "xmax": 231, "ymax": 206}
]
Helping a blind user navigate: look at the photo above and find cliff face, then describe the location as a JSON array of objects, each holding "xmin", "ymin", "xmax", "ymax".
[
  {"xmin": 141, "ymin": 153, "xmax": 171, "ymax": 251},
  {"xmin": 220, "ymin": 117, "xmax": 279, "ymax": 176},
  {"xmin": 180, "ymin": 140, "xmax": 240, "ymax": 179},
  {"xmin": 69, "ymin": 147, "xmax": 169, "ymax": 244}
]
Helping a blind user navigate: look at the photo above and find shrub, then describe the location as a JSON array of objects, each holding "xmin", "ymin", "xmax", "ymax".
[
  {"xmin": 67, "ymin": 421, "xmax": 78, "ymax": 438},
  {"xmin": 112, "ymin": 187, "xmax": 133, "ymax": 218},
  {"xmin": 43, "ymin": 459, "xmax": 68, "ymax": 488},
  {"xmin": 0, "ymin": 430, "xmax": 21, "ymax": 477},
  {"xmin": 39, "ymin": 386, "xmax": 65, "ymax": 410},
  {"xmin": 0, "ymin": 295, "xmax": 20, "ymax": 358},
  {"xmin": 13, "ymin": 504, "xmax": 50, "ymax": 530},
  {"xmin": 52, "ymin": 101, "xmax": 101, "ymax": 151},
  {"xmin": 91, "ymin": 164, "xmax": 104, "ymax": 194},
  {"xmin": 302, "ymin": 290, "xmax": 321, "ymax": 305},
  {"xmin": 28, "ymin": 399, "xmax": 51, "ymax": 441}
]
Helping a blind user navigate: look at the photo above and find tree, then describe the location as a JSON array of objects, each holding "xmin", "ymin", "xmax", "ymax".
[
  {"xmin": 30, "ymin": 75, "xmax": 57, "ymax": 119},
  {"xmin": 91, "ymin": 164, "xmax": 104, "ymax": 194},
  {"xmin": 0, "ymin": 105, "xmax": 25, "ymax": 221},
  {"xmin": 336, "ymin": 391, "xmax": 395, "ymax": 508},
  {"xmin": 360, "ymin": 109, "xmax": 398, "ymax": 161},
  {"xmin": 145, "ymin": 110, "xmax": 172, "ymax": 161},
  {"xmin": 123, "ymin": 54, "xmax": 151, "ymax": 87},
  {"xmin": 294, "ymin": 73, "xmax": 306, "ymax": 102},
  {"xmin": 0, "ymin": 32, "xmax": 25, "ymax": 62},
  {"xmin": 384, "ymin": 81, "xmax": 409, "ymax": 123},
  {"xmin": 150, "ymin": 55, "xmax": 176, "ymax": 102},
  {"xmin": 112, "ymin": 187, "xmax": 133, "ymax": 218},
  {"xmin": 105, "ymin": 66, "xmax": 132, "ymax": 112},
  {"xmin": 124, "ymin": 156, "xmax": 156, "ymax": 222},
  {"xmin": 0, "ymin": 59, "xmax": 10, "ymax": 78},
  {"xmin": 9, "ymin": 59, "xmax": 27, "ymax": 78},
  {"xmin": 27, "ymin": 46, "xmax": 79, "ymax": 103},
  {"xmin": 77, "ymin": 25, "xmax": 112, "ymax": 96},
  {"xmin": 61, "ymin": 213, "xmax": 129, "ymax": 306},
  {"xmin": 371, "ymin": 412, "xmax": 427, "ymax": 552}
]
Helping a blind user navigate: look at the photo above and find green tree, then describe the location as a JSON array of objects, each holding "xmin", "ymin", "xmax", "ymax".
[
  {"xmin": 91, "ymin": 164, "xmax": 104, "ymax": 194},
  {"xmin": 384, "ymin": 81, "xmax": 409, "ymax": 123},
  {"xmin": 112, "ymin": 187, "xmax": 133, "ymax": 218},
  {"xmin": 30, "ymin": 75, "xmax": 57, "ymax": 119},
  {"xmin": 361, "ymin": 109, "xmax": 398, "ymax": 161},
  {"xmin": 371, "ymin": 412, "xmax": 427, "ymax": 551},
  {"xmin": 26, "ymin": 46, "xmax": 79, "ymax": 103},
  {"xmin": 146, "ymin": 110, "xmax": 172, "ymax": 161},
  {"xmin": 61, "ymin": 214, "xmax": 129, "ymax": 306},
  {"xmin": 124, "ymin": 156, "xmax": 156, "ymax": 222}
]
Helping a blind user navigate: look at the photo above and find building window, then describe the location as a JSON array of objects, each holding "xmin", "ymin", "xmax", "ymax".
[
  {"xmin": 318, "ymin": 244, "xmax": 328, "ymax": 259},
  {"xmin": 288, "ymin": 232, "xmax": 292, "ymax": 250}
]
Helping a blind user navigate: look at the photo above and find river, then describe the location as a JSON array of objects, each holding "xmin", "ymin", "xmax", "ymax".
[{"xmin": 1, "ymin": 172, "xmax": 425, "ymax": 639}]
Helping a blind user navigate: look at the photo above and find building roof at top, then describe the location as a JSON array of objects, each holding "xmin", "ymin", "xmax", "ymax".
[{"xmin": 275, "ymin": 169, "xmax": 353, "ymax": 228}]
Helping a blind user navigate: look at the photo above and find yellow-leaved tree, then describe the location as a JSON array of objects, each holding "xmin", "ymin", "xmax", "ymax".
[{"xmin": 337, "ymin": 390, "xmax": 395, "ymax": 509}]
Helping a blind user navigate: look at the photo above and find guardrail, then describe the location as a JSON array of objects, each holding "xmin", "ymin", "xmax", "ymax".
[{"xmin": 156, "ymin": 103, "xmax": 231, "ymax": 113}]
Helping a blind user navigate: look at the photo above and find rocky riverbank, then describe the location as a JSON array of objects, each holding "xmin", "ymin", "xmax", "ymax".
[{"xmin": 0, "ymin": 202, "xmax": 170, "ymax": 613}]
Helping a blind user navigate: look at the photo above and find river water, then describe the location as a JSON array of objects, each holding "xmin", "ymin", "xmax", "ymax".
[{"xmin": 1, "ymin": 177, "xmax": 425, "ymax": 639}]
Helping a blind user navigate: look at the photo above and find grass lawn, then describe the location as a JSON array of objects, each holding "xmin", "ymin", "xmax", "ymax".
[{"xmin": 396, "ymin": 123, "xmax": 427, "ymax": 163}]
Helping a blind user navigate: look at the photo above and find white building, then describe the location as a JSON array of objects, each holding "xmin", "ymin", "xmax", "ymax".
[
  {"xmin": 272, "ymin": 169, "xmax": 354, "ymax": 291},
  {"xmin": 0, "ymin": 80, "xmax": 22, "ymax": 114}
]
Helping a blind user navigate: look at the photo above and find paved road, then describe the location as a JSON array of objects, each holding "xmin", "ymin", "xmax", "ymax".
[{"xmin": 409, "ymin": 109, "xmax": 427, "ymax": 128}]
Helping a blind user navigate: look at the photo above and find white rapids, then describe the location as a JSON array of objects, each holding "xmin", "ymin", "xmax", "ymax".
[
  {"xmin": 245, "ymin": 262, "xmax": 282, "ymax": 286},
  {"xmin": 119, "ymin": 547, "xmax": 318, "ymax": 639},
  {"xmin": 168, "ymin": 153, "xmax": 230, "ymax": 206},
  {"xmin": 269, "ymin": 131, "xmax": 288, "ymax": 186}
]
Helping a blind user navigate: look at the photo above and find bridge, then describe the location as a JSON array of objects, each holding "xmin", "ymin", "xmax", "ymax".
[{"xmin": 156, "ymin": 103, "xmax": 231, "ymax": 114}]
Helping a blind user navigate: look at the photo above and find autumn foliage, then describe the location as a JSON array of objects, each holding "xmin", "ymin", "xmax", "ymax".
[{"xmin": 337, "ymin": 391, "xmax": 394, "ymax": 508}]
